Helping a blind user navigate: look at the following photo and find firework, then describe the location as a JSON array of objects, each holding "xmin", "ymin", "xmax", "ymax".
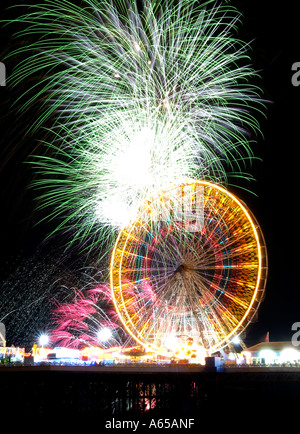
[
  {"xmin": 4, "ymin": 0, "xmax": 264, "ymax": 255},
  {"xmin": 50, "ymin": 281, "xmax": 127, "ymax": 349}
]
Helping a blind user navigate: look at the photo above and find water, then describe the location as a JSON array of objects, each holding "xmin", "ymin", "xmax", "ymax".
[{"xmin": 1, "ymin": 365, "xmax": 299, "ymax": 426}]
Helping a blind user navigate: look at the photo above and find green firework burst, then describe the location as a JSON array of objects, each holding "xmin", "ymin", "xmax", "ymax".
[{"xmin": 4, "ymin": 0, "xmax": 265, "ymax": 255}]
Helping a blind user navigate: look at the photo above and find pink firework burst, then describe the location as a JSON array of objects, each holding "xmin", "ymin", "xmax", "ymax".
[{"xmin": 50, "ymin": 284, "xmax": 125, "ymax": 349}]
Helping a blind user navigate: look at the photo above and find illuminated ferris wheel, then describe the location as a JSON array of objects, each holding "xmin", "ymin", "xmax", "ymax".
[{"xmin": 110, "ymin": 181, "xmax": 267, "ymax": 358}]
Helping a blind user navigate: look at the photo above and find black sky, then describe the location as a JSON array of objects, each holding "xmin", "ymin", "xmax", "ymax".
[{"xmin": 0, "ymin": 0, "xmax": 300, "ymax": 348}]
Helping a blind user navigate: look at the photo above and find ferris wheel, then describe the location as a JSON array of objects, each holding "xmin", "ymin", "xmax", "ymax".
[{"xmin": 110, "ymin": 181, "xmax": 267, "ymax": 359}]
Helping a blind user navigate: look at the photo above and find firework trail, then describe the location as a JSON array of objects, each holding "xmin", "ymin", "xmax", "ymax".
[
  {"xmin": 0, "ymin": 243, "xmax": 127, "ymax": 350},
  {"xmin": 4, "ymin": 0, "xmax": 264, "ymax": 255}
]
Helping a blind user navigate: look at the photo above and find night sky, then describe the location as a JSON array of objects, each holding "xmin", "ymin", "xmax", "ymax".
[{"xmin": 0, "ymin": 0, "xmax": 300, "ymax": 350}]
